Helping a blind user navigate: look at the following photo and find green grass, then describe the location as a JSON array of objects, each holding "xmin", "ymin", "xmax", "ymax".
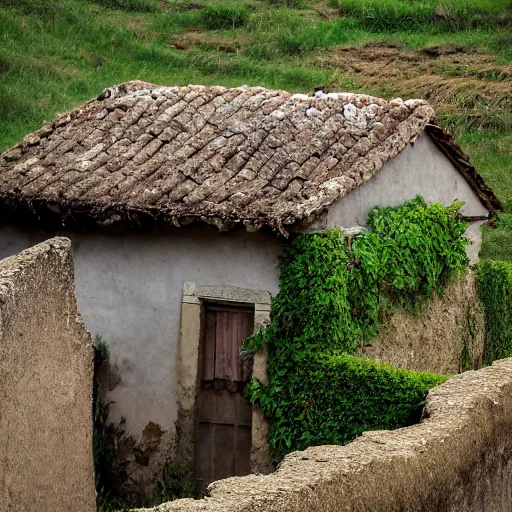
[
  {"xmin": 0, "ymin": 2, "xmax": 333, "ymax": 148},
  {"xmin": 478, "ymin": 213, "xmax": 512, "ymax": 262},
  {"xmin": 480, "ymin": 226, "xmax": 512, "ymax": 262},
  {"xmin": 333, "ymin": 0, "xmax": 512, "ymax": 31},
  {"xmin": 0, "ymin": 0, "xmax": 511, "ymax": 259},
  {"xmin": 458, "ymin": 132, "xmax": 512, "ymax": 262},
  {"xmin": 459, "ymin": 132, "xmax": 512, "ymax": 213},
  {"xmin": 199, "ymin": 3, "xmax": 252, "ymax": 29}
]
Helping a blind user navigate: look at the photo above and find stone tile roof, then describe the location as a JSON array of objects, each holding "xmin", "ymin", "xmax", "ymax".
[{"xmin": 0, "ymin": 81, "xmax": 499, "ymax": 233}]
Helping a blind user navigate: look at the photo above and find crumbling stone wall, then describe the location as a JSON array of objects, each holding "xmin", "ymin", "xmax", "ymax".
[
  {"xmin": 135, "ymin": 358, "xmax": 512, "ymax": 512},
  {"xmin": 358, "ymin": 272, "xmax": 485, "ymax": 374},
  {"xmin": 0, "ymin": 237, "xmax": 95, "ymax": 512}
]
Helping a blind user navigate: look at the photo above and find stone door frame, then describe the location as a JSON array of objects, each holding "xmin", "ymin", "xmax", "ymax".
[{"xmin": 176, "ymin": 282, "xmax": 272, "ymax": 474}]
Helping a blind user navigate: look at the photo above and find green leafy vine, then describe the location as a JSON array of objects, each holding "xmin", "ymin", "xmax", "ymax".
[
  {"xmin": 475, "ymin": 260, "xmax": 512, "ymax": 365},
  {"xmin": 245, "ymin": 196, "xmax": 468, "ymax": 457}
]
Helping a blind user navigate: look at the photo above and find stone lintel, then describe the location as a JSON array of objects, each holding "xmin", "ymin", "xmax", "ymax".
[{"xmin": 183, "ymin": 282, "xmax": 271, "ymax": 305}]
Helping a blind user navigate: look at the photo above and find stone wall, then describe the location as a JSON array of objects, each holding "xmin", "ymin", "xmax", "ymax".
[
  {"xmin": 0, "ymin": 237, "xmax": 95, "ymax": 512},
  {"xmin": 136, "ymin": 358, "xmax": 512, "ymax": 512},
  {"xmin": 358, "ymin": 272, "xmax": 485, "ymax": 374}
]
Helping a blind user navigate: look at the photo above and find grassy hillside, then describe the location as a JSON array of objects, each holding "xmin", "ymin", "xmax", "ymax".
[{"xmin": 1, "ymin": 0, "xmax": 511, "ymax": 258}]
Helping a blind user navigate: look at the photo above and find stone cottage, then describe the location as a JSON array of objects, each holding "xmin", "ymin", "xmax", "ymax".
[{"xmin": 0, "ymin": 81, "xmax": 499, "ymax": 495}]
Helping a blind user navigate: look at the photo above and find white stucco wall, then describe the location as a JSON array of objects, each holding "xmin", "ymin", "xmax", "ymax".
[
  {"xmin": 0, "ymin": 226, "xmax": 282, "ymax": 443},
  {"xmin": 312, "ymin": 132, "xmax": 489, "ymax": 228},
  {"xmin": 307, "ymin": 132, "xmax": 489, "ymax": 262}
]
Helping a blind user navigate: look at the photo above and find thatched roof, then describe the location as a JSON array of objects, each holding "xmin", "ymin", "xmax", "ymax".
[{"xmin": 0, "ymin": 81, "xmax": 499, "ymax": 233}]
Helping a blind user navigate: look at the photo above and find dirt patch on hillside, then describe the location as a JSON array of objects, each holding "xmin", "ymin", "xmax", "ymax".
[{"xmin": 319, "ymin": 43, "xmax": 512, "ymax": 129}]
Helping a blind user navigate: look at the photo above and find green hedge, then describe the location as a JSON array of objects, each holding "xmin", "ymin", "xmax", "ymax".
[
  {"xmin": 475, "ymin": 260, "xmax": 512, "ymax": 364},
  {"xmin": 245, "ymin": 197, "xmax": 467, "ymax": 457},
  {"xmin": 247, "ymin": 355, "xmax": 446, "ymax": 453}
]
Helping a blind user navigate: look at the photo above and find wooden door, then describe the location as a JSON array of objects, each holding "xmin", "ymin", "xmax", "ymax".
[{"xmin": 195, "ymin": 303, "xmax": 254, "ymax": 489}]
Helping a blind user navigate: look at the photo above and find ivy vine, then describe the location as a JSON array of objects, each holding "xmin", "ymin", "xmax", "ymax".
[
  {"xmin": 245, "ymin": 196, "xmax": 468, "ymax": 457},
  {"xmin": 475, "ymin": 260, "xmax": 512, "ymax": 365}
]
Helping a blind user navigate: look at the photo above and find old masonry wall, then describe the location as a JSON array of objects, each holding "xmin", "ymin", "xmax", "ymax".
[
  {"xmin": 0, "ymin": 237, "xmax": 95, "ymax": 512},
  {"xmin": 136, "ymin": 358, "xmax": 512, "ymax": 512}
]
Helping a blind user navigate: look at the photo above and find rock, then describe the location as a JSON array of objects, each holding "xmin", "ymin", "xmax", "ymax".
[
  {"xmin": 3, "ymin": 148, "xmax": 22, "ymax": 162},
  {"xmin": 23, "ymin": 134, "xmax": 40, "ymax": 146}
]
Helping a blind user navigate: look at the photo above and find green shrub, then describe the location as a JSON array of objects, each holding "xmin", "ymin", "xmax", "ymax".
[
  {"xmin": 245, "ymin": 196, "xmax": 467, "ymax": 457},
  {"xmin": 247, "ymin": 355, "xmax": 446, "ymax": 453},
  {"xmin": 268, "ymin": 227, "xmax": 357, "ymax": 352},
  {"xmin": 362, "ymin": 197, "xmax": 469, "ymax": 306},
  {"xmin": 199, "ymin": 3, "xmax": 250, "ymax": 30},
  {"xmin": 475, "ymin": 260, "xmax": 512, "ymax": 364}
]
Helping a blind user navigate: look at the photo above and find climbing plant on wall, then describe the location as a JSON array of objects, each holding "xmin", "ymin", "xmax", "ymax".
[
  {"xmin": 245, "ymin": 196, "xmax": 468, "ymax": 457},
  {"xmin": 475, "ymin": 260, "xmax": 512, "ymax": 365}
]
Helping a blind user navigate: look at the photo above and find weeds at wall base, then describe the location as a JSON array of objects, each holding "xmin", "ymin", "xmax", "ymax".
[
  {"xmin": 151, "ymin": 459, "xmax": 198, "ymax": 505},
  {"xmin": 93, "ymin": 336, "xmax": 198, "ymax": 511}
]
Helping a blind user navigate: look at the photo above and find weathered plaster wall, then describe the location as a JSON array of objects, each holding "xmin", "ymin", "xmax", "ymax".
[
  {"xmin": 310, "ymin": 132, "xmax": 489, "ymax": 261},
  {"xmin": 358, "ymin": 273, "xmax": 485, "ymax": 374},
  {"xmin": 317, "ymin": 132, "xmax": 489, "ymax": 226},
  {"xmin": 0, "ymin": 225, "xmax": 282, "ymax": 495},
  {"xmin": 73, "ymin": 228, "xmax": 281, "ymax": 494},
  {"xmin": 135, "ymin": 358, "xmax": 512, "ymax": 512},
  {"xmin": 0, "ymin": 237, "xmax": 95, "ymax": 512}
]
